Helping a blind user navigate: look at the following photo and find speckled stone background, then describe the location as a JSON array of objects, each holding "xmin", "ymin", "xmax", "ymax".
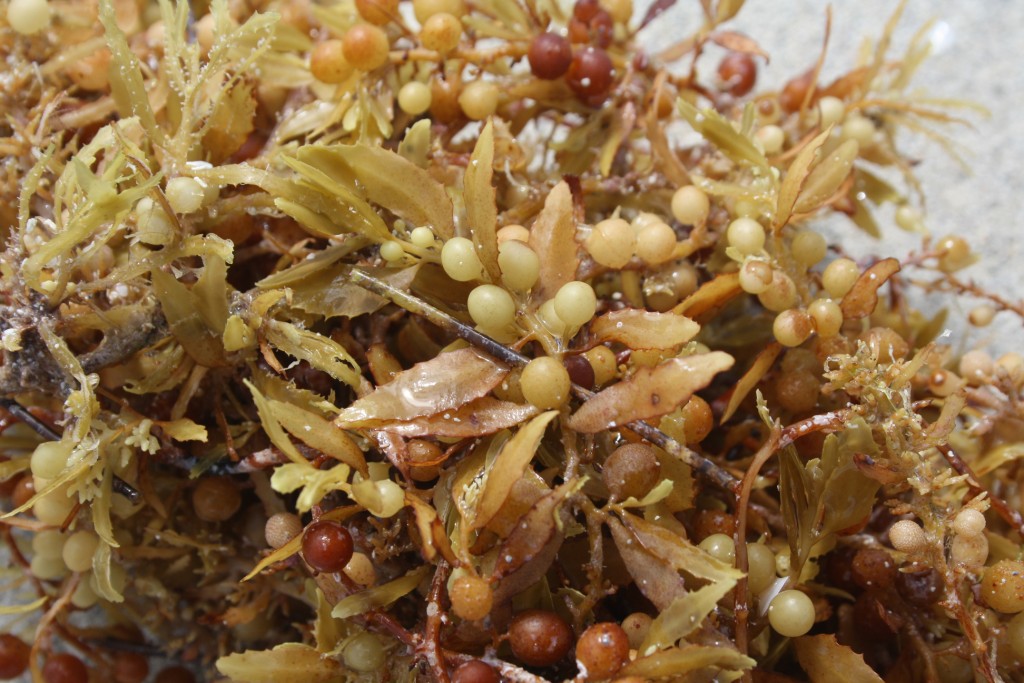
[{"xmin": 3, "ymin": 0, "xmax": 1023, "ymax": 679}]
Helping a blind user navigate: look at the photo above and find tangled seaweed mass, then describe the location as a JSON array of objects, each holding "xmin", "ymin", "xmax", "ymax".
[{"xmin": 2, "ymin": 0, "xmax": 1024, "ymax": 681}]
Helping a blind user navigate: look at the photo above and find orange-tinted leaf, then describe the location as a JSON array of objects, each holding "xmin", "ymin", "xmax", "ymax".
[
  {"xmin": 336, "ymin": 348, "xmax": 508, "ymax": 427},
  {"xmin": 840, "ymin": 257, "xmax": 900, "ymax": 319},
  {"xmin": 721, "ymin": 342, "xmax": 782, "ymax": 423},
  {"xmin": 794, "ymin": 635, "xmax": 884, "ymax": 683},
  {"xmin": 673, "ymin": 272, "xmax": 743, "ymax": 321},
  {"xmin": 379, "ymin": 397, "xmax": 538, "ymax": 439},
  {"xmin": 591, "ymin": 309, "xmax": 700, "ymax": 350},
  {"xmin": 465, "ymin": 119, "xmax": 499, "ymax": 280},
  {"xmin": 569, "ymin": 352, "xmax": 734, "ymax": 433},
  {"xmin": 471, "ymin": 410, "xmax": 558, "ymax": 531},
  {"xmin": 608, "ymin": 516, "xmax": 687, "ymax": 611},
  {"xmin": 528, "ymin": 181, "xmax": 578, "ymax": 301},
  {"xmin": 709, "ymin": 30, "xmax": 768, "ymax": 59}
]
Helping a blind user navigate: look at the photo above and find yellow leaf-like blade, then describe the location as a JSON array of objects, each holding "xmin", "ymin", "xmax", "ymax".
[
  {"xmin": 621, "ymin": 644, "xmax": 755, "ymax": 678},
  {"xmin": 279, "ymin": 154, "xmax": 391, "ymax": 241},
  {"xmin": 331, "ymin": 565, "xmax": 430, "ymax": 619},
  {"xmin": 216, "ymin": 643, "xmax": 343, "ymax": 683},
  {"xmin": 677, "ymin": 99, "xmax": 768, "ymax": 171},
  {"xmin": 269, "ymin": 398, "xmax": 368, "ymax": 474},
  {"xmin": 774, "ymin": 127, "xmax": 832, "ymax": 231},
  {"xmin": 471, "ymin": 410, "xmax": 559, "ymax": 531},
  {"xmin": 245, "ymin": 380, "xmax": 307, "ymax": 465},
  {"xmin": 617, "ymin": 510, "xmax": 743, "ymax": 583},
  {"xmin": 263, "ymin": 321, "xmax": 362, "ymax": 388},
  {"xmin": 301, "ymin": 144, "xmax": 455, "ymax": 239},
  {"xmin": 242, "ymin": 535, "xmax": 302, "ymax": 582},
  {"xmin": 465, "ymin": 119, "xmax": 500, "ymax": 280},
  {"xmin": 100, "ymin": 1, "xmax": 162, "ymax": 144},
  {"xmin": 151, "ymin": 268, "xmax": 226, "ymax": 367},
  {"xmin": 158, "ymin": 418, "xmax": 209, "ymax": 443},
  {"xmin": 569, "ymin": 352, "xmax": 734, "ymax": 433},
  {"xmin": 0, "ymin": 596, "xmax": 47, "ymax": 615},
  {"xmin": 270, "ymin": 462, "xmax": 351, "ymax": 513},
  {"xmin": 641, "ymin": 581, "xmax": 736, "ymax": 653},
  {"xmin": 794, "ymin": 139, "xmax": 859, "ymax": 215}
]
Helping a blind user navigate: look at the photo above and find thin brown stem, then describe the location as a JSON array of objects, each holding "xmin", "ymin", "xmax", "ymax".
[
  {"xmin": 733, "ymin": 427, "xmax": 782, "ymax": 672},
  {"xmin": 937, "ymin": 442, "xmax": 1024, "ymax": 537},
  {"xmin": 421, "ymin": 560, "xmax": 452, "ymax": 683}
]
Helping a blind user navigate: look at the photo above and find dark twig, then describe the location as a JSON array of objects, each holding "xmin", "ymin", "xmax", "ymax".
[
  {"xmin": 0, "ymin": 398, "xmax": 141, "ymax": 503},
  {"xmin": 347, "ymin": 269, "xmax": 741, "ymax": 493},
  {"xmin": 1, "ymin": 398, "xmax": 60, "ymax": 440}
]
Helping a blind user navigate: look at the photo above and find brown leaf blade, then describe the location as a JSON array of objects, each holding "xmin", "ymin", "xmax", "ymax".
[
  {"xmin": 591, "ymin": 309, "xmax": 700, "ymax": 350},
  {"xmin": 608, "ymin": 517, "xmax": 687, "ymax": 611},
  {"xmin": 569, "ymin": 352, "xmax": 734, "ymax": 433},
  {"xmin": 840, "ymin": 257, "xmax": 900, "ymax": 319},
  {"xmin": 336, "ymin": 348, "xmax": 508, "ymax": 426},
  {"xmin": 528, "ymin": 181, "xmax": 578, "ymax": 301},
  {"xmin": 721, "ymin": 342, "xmax": 782, "ymax": 423},
  {"xmin": 491, "ymin": 483, "xmax": 572, "ymax": 605},
  {"xmin": 794, "ymin": 635, "xmax": 884, "ymax": 683}
]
